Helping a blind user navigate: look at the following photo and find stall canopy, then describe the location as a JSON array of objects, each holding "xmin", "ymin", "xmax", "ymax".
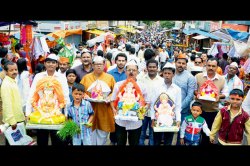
[
  {"xmin": 47, "ymin": 29, "xmax": 82, "ymax": 39},
  {"xmin": 183, "ymin": 29, "xmax": 220, "ymax": 40},
  {"xmin": 210, "ymin": 29, "xmax": 232, "ymax": 42},
  {"xmin": 226, "ymin": 28, "xmax": 250, "ymax": 41},
  {"xmin": 192, "ymin": 35, "xmax": 208, "ymax": 40},
  {"xmin": 118, "ymin": 26, "xmax": 136, "ymax": 33},
  {"xmin": 86, "ymin": 29, "xmax": 106, "ymax": 36}
]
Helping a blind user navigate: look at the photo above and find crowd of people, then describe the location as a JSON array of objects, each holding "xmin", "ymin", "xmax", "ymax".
[{"xmin": 0, "ymin": 24, "xmax": 250, "ymax": 146}]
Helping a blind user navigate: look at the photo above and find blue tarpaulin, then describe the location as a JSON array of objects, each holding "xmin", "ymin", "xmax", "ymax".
[
  {"xmin": 182, "ymin": 29, "xmax": 220, "ymax": 40},
  {"xmin": 226, "ymin": 28, "xmax": 249, "ymax": 41}
]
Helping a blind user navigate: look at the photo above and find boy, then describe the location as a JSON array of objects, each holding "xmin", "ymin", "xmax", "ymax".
[
  {"xmin": 180, "ymin": 101, "xmax": 210, "ymax": 145},
  {"xmin": 67, "ymin": 83, "xmax": 94, "ymax": 145},
  {"xmin": 210, "ymin": 89, "xmax": 250, "ymax": 145}
]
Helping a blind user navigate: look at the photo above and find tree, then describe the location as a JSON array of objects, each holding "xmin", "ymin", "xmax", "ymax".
[
  {"xmin": 143, "ymin": 21, "xmax": 154, "ymax": 26},
  {"xmin": 160, "ymin": 21, "xmax": 175, "ymax": 29}
]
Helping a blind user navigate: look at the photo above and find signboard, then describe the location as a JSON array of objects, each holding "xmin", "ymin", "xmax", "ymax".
[{"xmin": 210, "ymin": 21, "xmax": 220, "ymax": 32}]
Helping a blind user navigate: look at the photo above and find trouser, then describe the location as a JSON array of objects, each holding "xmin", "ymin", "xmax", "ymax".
[
  {"xmin": 153, "ymin": 132, "xmax": 174, "ymax": 146},
  {"xmin": 139, "ymin": 116, "xmax": 154, "ymax": 145},
  {"xmin": 109, "ymin": 125, "xmax": 117, "ymax": 144},
  {"xmin": 37, "ymin": 129, "xmax": 67, "ymax": 146},
  {"xmin": 116, "ymin": 124, "xmax": 142, "ymax": 146},
  {"xmin": 91, "ymin": 129, "xmax": 109, "ymax": 145},
  {"xmin": 200, "ymin": 111, "xmax": 218, "ymax": 145}
]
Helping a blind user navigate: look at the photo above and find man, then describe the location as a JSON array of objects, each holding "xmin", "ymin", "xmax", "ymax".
[
  {"xmin": 223, "ymin": 62, "xmax": 243, "ymax": 107},
  {"xmin": 107, "ymin": 53, "xmax": 127, "ymax": 145},
  {"xmin": 152, "ymin": 62, "xmax": 182, "ymax": 145},
  {"xmin": 13, "ymin": 43, "xmax": 24, "ymax": 62},
  {"xmin": 173, "ymin": 53, "xmax": 196, "ymax": 145},
  {"xmin": 110, "ymin": 60, "xmax": 150, "ymax": 146},
  {"xmin": 73, "ymin": 51, "xmax": 93, "ymax": 81},
  {"xmin": 195, "ymin": 57, "xmax": 228, "ymax": 145},
  {"xmin": 26, "ymin": 54, "xmax": 70, "ymax": 145},
  {"xmin": 80, "ymin": 56, "xmax": 116, "ymax": 145},
  {"xmin": 78, "ymin": 43, "xmax": 84, "ymax": 54},
  {"xmin": 1, "ymin": 61, "xmax": 25, "ymax": 145},
  {"xmin": 138, "ymin": 59, "xmax": 164, "ymax": 146},
  {"xmin": 71, "ymin": 51, "xmax": 82, "ymax": 69},
  {"xmin": 58, "ymin": 57, "xmax": 70, "ymax": 75}
]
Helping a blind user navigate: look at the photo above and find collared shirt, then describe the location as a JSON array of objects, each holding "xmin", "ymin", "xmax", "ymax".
[
  {"xmin": 107, "ymin": 67, "xmax": 127, "ymax": 82},
  {"xmin": 152, "ymin": 82, "xmax": 182, "ymax": 122},
  {"xmin": 210, "ymin": 105, "xmax": 250, "ymax": 145},
  {"xmin": 111, "ymin": 80, "xmax": 150, "ymax": 130},
  {"xmin": 1, "ymin": 76, "xmax": 25, "ymax": 125},
  {"xmin": 57, "ymin": 69, "xmax": 67, "ymax": 76},
  {"xmin": 67, "ymin": 100, "xmax": 94, "ymax": 145},
  {"xmin": 138, "ymin": 74, "xmax": 164, "ymax": 117},
  {"xmin": 25, "ymin": 71, "xmax": 70, "ymax": 116},
  {"xmin": 173, "ymin": 70, "xmax": 196, "ymax": 110},
  {"xmin": 224, "ymin": 74, "xmax": 243, "ymax": 99},
  {"xmin": 73, "ymin": 64, "xmax": 93, "ymax": 81}
]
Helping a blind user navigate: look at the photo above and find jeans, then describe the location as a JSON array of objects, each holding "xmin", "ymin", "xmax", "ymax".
[{"xmin": 139, "ymin": 116, "xmax": 154, "ymax": 145}]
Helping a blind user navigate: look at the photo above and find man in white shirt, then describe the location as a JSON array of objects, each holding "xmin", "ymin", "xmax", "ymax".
[
  {"xmin": 138, "ymin": 59, "xmax": 164, "ymax": 146},
  {"xmin": 152, "ymin": 62, "xmax": 182, "ymax": 145},
  {"xmin": 26, "ymin": 54, "xmax": 70, "ymax": 145},
  {"xmin": 110, "ymin": 60, "xmax": 150, "ymax": 146}
]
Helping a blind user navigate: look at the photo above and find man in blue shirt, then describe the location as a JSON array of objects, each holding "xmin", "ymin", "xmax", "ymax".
[
  {"xmin": 108, "ymin": 53, "xmax": 127, "ymax": 82},
  {"xmin": 107, "ymin": 52, "xmax": 127, "ymax": 145},
  {"xmin": 173, "ymin": 53, "xmax": 197, "ymax": 145}
]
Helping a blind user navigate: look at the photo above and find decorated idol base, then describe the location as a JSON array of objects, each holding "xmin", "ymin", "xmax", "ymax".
[
  {"xmin": 114, "ymin": 110, "xmax": 139, "ymax": 121},
  {"xmin": 199, "ymin": 95, "xmax": 216, "ymax": 102},
  {"xmin": 153, "ymin": 125, "xmax": 179, "ymax": 132},
  {"xmin": 86, "ymin": 98, "xmax": 108, "ymax": 103},
  {"xmin": 26, "ymin": 122, "xmax": 64, "ymax": 130}
]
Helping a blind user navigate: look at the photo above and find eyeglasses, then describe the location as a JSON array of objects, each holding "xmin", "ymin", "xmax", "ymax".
[
  {"xmin": 94, "ymin": 63, "xmax": 104, "ymax": 66},
  {"xmin": 126, "ymin": 69, "xmax": 137, "ymax": 72}
]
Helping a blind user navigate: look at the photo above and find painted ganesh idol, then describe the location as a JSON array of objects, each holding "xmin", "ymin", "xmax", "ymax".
[{"xmin": 29, "ymin": 76, "xmax": 66, "ymax": 124}]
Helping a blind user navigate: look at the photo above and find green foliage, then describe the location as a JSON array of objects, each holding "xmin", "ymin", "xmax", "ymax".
[
  {"xmin": 143, "ymin": 21, "xmax": 154, "ymax": 26},
  {"xmin": 57, "ymin": 120, "xmax": 80, "ymax": 141},
  {"xmin": 160, "ymin": 21, "xmax": 175, "ymax": 29}
]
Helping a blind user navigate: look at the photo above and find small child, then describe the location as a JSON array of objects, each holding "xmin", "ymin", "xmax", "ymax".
[
  {"xmin": 66, "ymin": 69, "xmax": 78, "ymax": 103},
  {"xmin": 67, "ymin": 83, "xmax": 94, "ymax": 145},
  {"xmin": 210, "ymin": 89, "xmax": 250, "ymax": 145},
  {"xmin": 180, "ymin": 101, "xmax": 210, "ymax": 145}
]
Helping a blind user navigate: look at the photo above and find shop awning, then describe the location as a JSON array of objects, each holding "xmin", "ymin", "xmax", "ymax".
[
  {"xmin": 118, "ymin": 26, "xmax": 136, "ymax": 34},
  {"xmin": 192, "ymin": 35, "xmax": 208, "ymax": 40},
  {"xmin": 47, "ymin": 29, "xmax": 82, "ymax": 39},
  {"xmin": 182, "ymin": 29, "xmax": 220, "ymax": 40},
  {"xmin": 86, "ymin": 29, "xmax": 106, "ymax": 36}
]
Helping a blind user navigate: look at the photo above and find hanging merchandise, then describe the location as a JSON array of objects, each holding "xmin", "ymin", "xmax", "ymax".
[
  {"xmin": 57, "ymin": 37, "xmax": 74, "ymax": 66},
  {"xmin": 0, "ymin": 33, "xmax": 10, "ymax": 45}
]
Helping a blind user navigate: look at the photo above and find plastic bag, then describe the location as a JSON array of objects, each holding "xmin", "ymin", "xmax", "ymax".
[{"xmin": 4, "ymin": 122, "xmax": 36, "ymax": 145}]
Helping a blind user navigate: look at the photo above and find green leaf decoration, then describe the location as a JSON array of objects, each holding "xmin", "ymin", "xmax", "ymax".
[
  {"xmin": 56, "ymin": 37, "xmax": 65, "ymax": 46},
  {"xmin": 57, "ymin": 120, "xmax": 80, "ymax": 141}
]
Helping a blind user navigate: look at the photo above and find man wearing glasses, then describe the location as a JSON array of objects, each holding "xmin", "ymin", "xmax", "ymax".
[{"xmin": 80, "ymin": 56, "xmax": 116, "ymax": 145}]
